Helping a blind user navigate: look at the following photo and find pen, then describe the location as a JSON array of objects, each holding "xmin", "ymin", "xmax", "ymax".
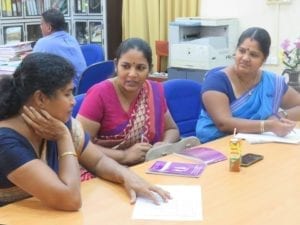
[
  {"xmin": 141, "ymin": 134, "xmax": 144, "ymax": 142},
  {"xmin": 274, "ymin": 113, "xmax": 297, "ymax": 134}
]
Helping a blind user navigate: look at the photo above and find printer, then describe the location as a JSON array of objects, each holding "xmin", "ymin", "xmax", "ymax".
[{"xmin": 169, "ymin": 18, "xmax": 239, "ymax": 70}]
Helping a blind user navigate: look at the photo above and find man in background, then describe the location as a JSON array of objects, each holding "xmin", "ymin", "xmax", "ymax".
[{"xmin": 33, "ymin": 8, "xmax": 86, "ymax": 90}]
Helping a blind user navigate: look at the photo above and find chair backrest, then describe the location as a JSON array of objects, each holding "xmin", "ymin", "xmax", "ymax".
[
  {"xmin": 155, "ymin": 40, "xmax": 169, "ymax": 72},
  {"xmin": 72, "ymin": 93, "xmax": 86, "ymax": 117},
  {"xmin": 204, "ymin": 66, "xmax": 226, "ymax": 78},
  {"xmin": 163, "ymin": 79, "xmax": 202, "ymax": 137},
  {"xmin": 76, "ymin": 60, "xmax": 115, "ymax": 95},
  {"xmin": 80, "ymin": 44, "xmax": 105, "ymax": 66},
  {"xmin": 155, "ymin": 40, "xmax": 169, "ymax": 56}
]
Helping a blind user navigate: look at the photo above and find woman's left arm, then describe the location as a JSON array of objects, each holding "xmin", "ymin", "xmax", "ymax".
[{"xmin": 280, "ymin": 87, "xmax": 300, "ymax": 121}]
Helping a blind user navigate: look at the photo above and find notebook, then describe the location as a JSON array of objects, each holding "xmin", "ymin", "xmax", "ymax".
[
  {"xmin": 236, "ymin": 129, "xmax": 300, "ymax": 144},
  {"xmin": 147, "ymin": 160, "xmax": 206, "ymax": 178},
  {"xmin": 175, "ymin": 146, "xmax": 227, "ymax": 165}
]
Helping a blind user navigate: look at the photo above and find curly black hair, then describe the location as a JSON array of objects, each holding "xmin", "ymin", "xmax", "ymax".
[{"xmin": 0, "ymin": 52, "xmax": 74, "ymax": 119}]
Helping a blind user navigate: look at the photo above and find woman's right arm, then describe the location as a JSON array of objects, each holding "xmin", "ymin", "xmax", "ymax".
[
  {"xmin": 76, "ymin": 115, "xmax": 127, "ymax": 162},
  {"xmin": 9, "ymin": 107, "xmax": 81, "ymax": 211},
  {"xmin": 76, "ymin": 115, "xmax": 151, "ymax": 165},
  {"xmin": 203, "ymin": 90, "xmax": 295, "ymax": 136}
]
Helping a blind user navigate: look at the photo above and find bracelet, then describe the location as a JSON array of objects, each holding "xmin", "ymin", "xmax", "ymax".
[
  {"xmin": 59, "ymin": 151, "xmax": 77, "ymax": 160},
  {"xmin": 260, "ymin": 120, "xmax": 265, "ymax": 133}
]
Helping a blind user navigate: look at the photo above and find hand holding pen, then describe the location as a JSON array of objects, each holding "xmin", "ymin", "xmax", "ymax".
[
  {"xmin": 140, "ymin": 133, "xmax": 149, "ymax": 143},
  {"xmin": 266, "ymin": 117, "xmax": 297, "ymax": 137}
]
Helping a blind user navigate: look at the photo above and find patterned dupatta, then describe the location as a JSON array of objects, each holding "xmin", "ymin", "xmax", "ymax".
[{"xmin": 94, "ymin": 80, "xmax": 165, "ymax": 150}]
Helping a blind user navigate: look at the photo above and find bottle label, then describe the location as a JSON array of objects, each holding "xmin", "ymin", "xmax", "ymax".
[{"xmin": 229, "ymin": 139, "xmax": 241, "ymax": 172}]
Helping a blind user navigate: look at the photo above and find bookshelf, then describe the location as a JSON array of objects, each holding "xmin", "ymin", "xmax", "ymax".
[{"xmin": 0, "ymin": 0, "xmax": 107, "ymax": 55}]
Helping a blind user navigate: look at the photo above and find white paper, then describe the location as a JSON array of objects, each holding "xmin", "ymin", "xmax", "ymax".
[
  {"xmin": 236, "ymin": 128, "xmax": 300, "ymax": 144},
  {"xmin": 132, "ymin": 185, "xmax": 202, "ymax": 221}
]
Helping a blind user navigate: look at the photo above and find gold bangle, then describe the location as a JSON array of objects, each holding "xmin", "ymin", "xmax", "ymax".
[
  {"xmin": 59, "ymin": 151, "xmax": 77, "ymax": 160},
  {"xmin": 260, "ymin": 120, "xmax": 265, "ymax": 133}
]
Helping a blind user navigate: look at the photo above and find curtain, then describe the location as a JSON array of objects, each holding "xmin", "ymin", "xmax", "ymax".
[{"xmin": 122, "ymin": 0, "xmax": 200, "ymax": 71}]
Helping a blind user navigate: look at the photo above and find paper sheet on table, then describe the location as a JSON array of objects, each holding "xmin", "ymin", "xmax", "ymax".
[
  {"xmin": 132, "ymin": 185, "xmax": 202, "ymax": 221},
  {"xmin": 236, "ymin": 128, "xmax": 300, "ymax": 144}
]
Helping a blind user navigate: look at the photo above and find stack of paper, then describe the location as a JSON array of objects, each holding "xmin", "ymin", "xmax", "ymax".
[
  {"xmin": 0, "ymin": 41, "xmax": 32, "ymax": 61},
  {"xmin": 132, "ymin": 185, "xmax": 203, "ymax": 221},
  {"xmin": 0, "ymin": 60, "xmax": 21, "ymax": 75},
  {"xmin": 235, "ymin": 128, "xmax": 300, "ymax": 144}
]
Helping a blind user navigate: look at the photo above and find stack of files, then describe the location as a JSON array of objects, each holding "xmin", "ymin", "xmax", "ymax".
[
  {"xmin": 0, "ymin": 60, "xmax": 21, "ymax": 75},
  {"xmin": 0, "ymin": 41, "xmax": 33, "ymax": 62}
]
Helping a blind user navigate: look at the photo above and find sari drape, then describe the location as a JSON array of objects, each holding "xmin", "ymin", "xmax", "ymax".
[
  {"xmin": 94, "ymin": 80, "xmax": 165, "ymax": 149},
  {"xmin": 196, "ymin": 71, "xmax": 286, "ymax": 143}
]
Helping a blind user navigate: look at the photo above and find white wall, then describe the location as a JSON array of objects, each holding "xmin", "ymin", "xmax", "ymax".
[{"xmin": 200, "ymin": 0, "xmax": 299, "ymax": 74}]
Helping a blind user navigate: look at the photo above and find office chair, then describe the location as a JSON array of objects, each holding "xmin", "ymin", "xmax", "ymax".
[
  {"xmin": 80, "ymin": 44, "xmax": 105, "ymax": 66},
  {"xmin": 76, "ymin": 60, "xmax": 115, "ymax": 95},
  {"xmin": 155, "ymin": 40, "xmax": 169, "ymax": 72},
  {"xmin": 72, "ymin": 93, "xmax": 86, "ymax": 117},
  {"xmin": 163, "ymin": 79, "xmax": 202, "ymax": 137},
  {"xmin": 204, "ymin": 66, "xmax": 226, "ymax": 78}
]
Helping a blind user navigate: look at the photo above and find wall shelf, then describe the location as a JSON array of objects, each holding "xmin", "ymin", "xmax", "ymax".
[{"xmin": 0, "ymin": 0, "xmax": 107, "ymax": 53}]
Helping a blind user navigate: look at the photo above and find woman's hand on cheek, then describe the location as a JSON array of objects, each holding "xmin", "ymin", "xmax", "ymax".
[{"xmin": 21, "ymin": 106, "xmax": 69, "ymax": 141}]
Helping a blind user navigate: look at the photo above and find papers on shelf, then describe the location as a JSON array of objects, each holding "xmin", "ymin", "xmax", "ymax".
[
  {"xmin": 0, "ymin": 60, "xmax": 21, "ymax": 75},
  {"xmin": 0, "ymin": 41, "xmax": 32, "ymax": 62},
  {"xmin": 235, "ymin": 128, "xmax": 300, "ymax": 144},
  {"xmin": 132, "ymin": 185, "xmax": 203, "ymax": 221}
]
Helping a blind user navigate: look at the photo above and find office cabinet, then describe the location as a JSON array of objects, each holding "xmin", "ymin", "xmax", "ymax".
[{"xmin": 0, "ymin": 0, "xmax": 107, "ymax": 53}]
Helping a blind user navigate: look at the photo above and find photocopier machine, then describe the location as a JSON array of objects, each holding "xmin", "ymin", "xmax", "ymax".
[{"xmin": 168, "ymin": 17, "xmax": 239, "ymax": 70}]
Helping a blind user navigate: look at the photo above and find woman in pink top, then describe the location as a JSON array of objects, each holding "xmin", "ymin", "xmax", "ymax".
[{"xmin": 77, "ymin": 38, "xmax": 180, "ymax": 166}]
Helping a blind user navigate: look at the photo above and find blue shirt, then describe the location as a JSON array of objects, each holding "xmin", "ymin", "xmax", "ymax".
[{"xmin": 33, "ymin": 31, "xmax": 87, "ymax": 88}]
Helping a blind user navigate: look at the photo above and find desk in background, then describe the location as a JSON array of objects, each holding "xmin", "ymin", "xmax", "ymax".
[{"xmin": 1, "ymin": 136, "xmax": 300, "ymax": 225}]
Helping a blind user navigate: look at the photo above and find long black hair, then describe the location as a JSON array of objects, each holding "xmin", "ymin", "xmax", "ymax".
[{"xmin": 0, "ymin": 52, "xmax": 74, "ymax": 119}]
